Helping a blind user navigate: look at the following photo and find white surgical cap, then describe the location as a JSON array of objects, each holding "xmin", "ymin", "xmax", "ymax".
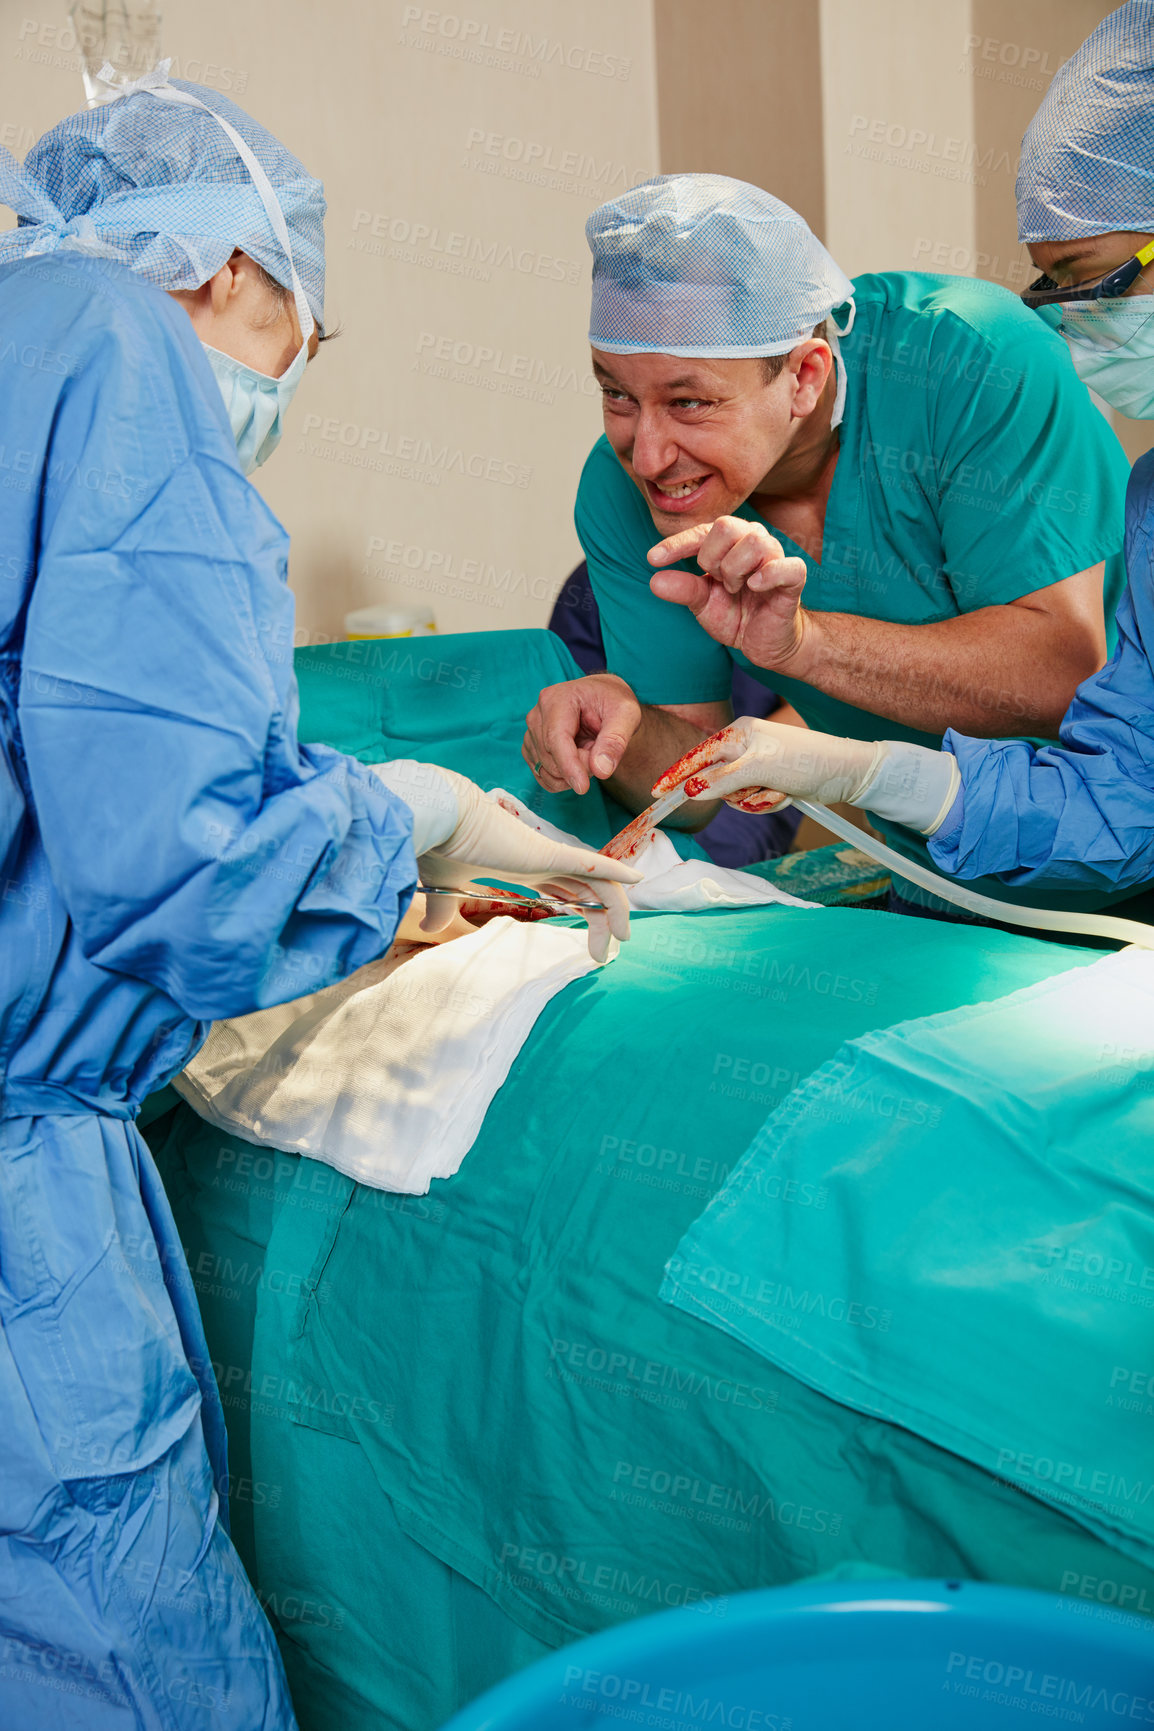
[
  {"xmin": 586, "ymin": 174, "xmax": 854, "ymax": 358},
  {"xmin": 1017, "ymin": 0, "xmax": 1154, "ymax": 243},
  {"xmin": 0, "ymin": 64, "xmax": 325, "ymax": 333}
]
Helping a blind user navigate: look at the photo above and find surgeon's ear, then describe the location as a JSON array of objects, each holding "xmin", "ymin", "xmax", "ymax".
[
  {"xmin": 207, "ymin": 251, "xmax": 247, "ymax": 315},
  {"xmin": 787, "ymin": 338, "xmax": 834, "ymax": 419},
  {"xmin": 166, "ymin": 254, "xmax": 240, "ymax": 331}
]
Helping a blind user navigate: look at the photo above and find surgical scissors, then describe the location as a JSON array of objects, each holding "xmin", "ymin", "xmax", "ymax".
[
  {"xmin": 417, "ymin": 783, "xmax": 690, "ymax": 912},
  {"xmin": 416, "ymin": 885, "xmax": 610, "ymax": 917}
]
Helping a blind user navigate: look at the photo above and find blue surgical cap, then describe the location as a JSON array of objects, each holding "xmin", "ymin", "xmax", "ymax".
[
  {"xmin": 0, "ymin": 68, "xmax": 326, "ymax": 331},
  {"xmin": 1017, "ymin": 0, "xmax": 1154, "ymax": 243},
  {"xmin": 586, "ymin": 174, "xmax": 854, "ymax": 358}
]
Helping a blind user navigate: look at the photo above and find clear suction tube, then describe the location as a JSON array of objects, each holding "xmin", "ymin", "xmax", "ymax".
[{"xmin": 792, "ymin": 798, "xmax": 1154, "ymax": 951}]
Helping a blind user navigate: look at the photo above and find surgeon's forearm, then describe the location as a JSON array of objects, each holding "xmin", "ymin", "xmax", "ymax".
[
  {"xmin": 609, "ymin": 704, "xmax": 726, "ymax": 829},
  {"xmin": 786, "ymin": 600, "xmax": 1103, "ymax": 738}
]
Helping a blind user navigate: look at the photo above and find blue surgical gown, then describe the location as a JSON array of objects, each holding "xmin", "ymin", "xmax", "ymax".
[
  {"xmin": 930, "ymin": 449, "xmax": 1154, "ymax": 896},
  {"xmin": 0, "ymin": 253, "xmax": 418, "ymax": 1727}
]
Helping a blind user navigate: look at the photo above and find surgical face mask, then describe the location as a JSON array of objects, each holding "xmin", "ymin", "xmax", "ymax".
[
  {"xmin": 201, "ymin": 335, "xmax": 308, "ymax": 474},
  {"xmin": 1059, "ymin": 297, "xmax": 1154, "ymax": 419}
]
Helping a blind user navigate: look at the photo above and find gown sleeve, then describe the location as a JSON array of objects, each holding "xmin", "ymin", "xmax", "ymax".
[
  {"xmin": 929, "ymin": 454, "xmax": 1154, "ymax": 897},
  {"xmin": 18, "ymin": 282, "xmax": 418, "ymax": 1020}
]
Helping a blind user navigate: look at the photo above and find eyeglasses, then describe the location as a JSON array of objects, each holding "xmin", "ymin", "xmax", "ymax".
[{"xmin": 1021, "ymin": 238, "xmax": 1154, "ymax": 309}]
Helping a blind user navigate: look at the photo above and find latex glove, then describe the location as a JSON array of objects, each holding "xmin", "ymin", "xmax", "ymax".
[
  {"xmin": 652, "ymin": 719, "xmax": 961, "ymax": 836},
  {"xmin": 371, "ymin": 760, "xmax": 640, "ymax": 962}
]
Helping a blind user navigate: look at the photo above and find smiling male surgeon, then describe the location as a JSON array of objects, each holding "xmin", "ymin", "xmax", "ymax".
[
  {"xmin": 524, "ymin": 173, "xmax": 1133, "ymax": 914},
  {"xmin": 643, "ymin": 3, "xmax": 1154, "ymax": 907}
]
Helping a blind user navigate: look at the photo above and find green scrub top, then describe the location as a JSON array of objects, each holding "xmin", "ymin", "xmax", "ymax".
[{"xmin": 576, "ymin": 271, "xmax": 1132, "ymax": 908}]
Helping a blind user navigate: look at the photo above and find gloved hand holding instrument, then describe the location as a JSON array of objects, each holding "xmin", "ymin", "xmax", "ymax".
[
  {"xmin": 371, "ymin": 760, "xmax": 640, "ymax": 962},
  {"xmin": 650, "ymin": 717, "xmax": 962, "ymax": 835},
  {"xmin": 650, "ymin": 719, "xmax": 1154, "ymax": 949}
]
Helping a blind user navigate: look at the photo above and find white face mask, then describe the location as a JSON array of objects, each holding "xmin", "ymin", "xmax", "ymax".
[
  {"xmin": 201, "ymin": 336, "xmax": 308, "ymax": 474},
  {"xmin": 1060, "ymin": 297, "xmax": 1154, "ymax": 419}
]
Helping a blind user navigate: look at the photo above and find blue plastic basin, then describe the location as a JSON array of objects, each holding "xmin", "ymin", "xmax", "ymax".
[{"xmin": 440, "ymin": 1578, "xmax": 1154, "ymax": 1729}]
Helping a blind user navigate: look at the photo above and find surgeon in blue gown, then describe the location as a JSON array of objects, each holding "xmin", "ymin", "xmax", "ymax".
[
  {"xmin": 0, "ymin": 71, "xmax": 635, "ymax": 1729},
  {"xmin": 653, "ymin": 1, "xmax": 1154, "ymax": 904}
]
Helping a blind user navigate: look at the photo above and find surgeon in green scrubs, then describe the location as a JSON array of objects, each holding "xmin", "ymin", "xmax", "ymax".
[{"xmin": 524, "ymin": 174, "xmax": 1130, "ymax": 910}]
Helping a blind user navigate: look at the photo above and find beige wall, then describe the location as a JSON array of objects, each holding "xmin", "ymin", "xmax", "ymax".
[
  {"xmin": 1, "ymin": 0, "xmax": 659, "ymax": 642},
  {"xmin": 654, "ymin": 0, "xmax": 824, "ymax": 237},
  {"xmin": 820, "ymin": 0, "xmax": 977, "ymax": 275}
]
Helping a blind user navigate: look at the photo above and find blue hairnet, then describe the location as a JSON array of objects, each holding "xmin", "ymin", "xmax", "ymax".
[
  {"xmin": 1017, "ymin": 0, "xmax": 1154, "ymax": 243},
  {"xmin": 586, "ymin": 174, "xmax": 854, "ymax": 358},
  {"xmin": 0, "ymin": 68, "xmax": 326, "ymax": 330}
]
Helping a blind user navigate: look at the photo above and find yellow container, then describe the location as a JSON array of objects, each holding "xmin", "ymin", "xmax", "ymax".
[{"xmin": 344, "ymin": 604, "xmax": 437, "ymax": 639}]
